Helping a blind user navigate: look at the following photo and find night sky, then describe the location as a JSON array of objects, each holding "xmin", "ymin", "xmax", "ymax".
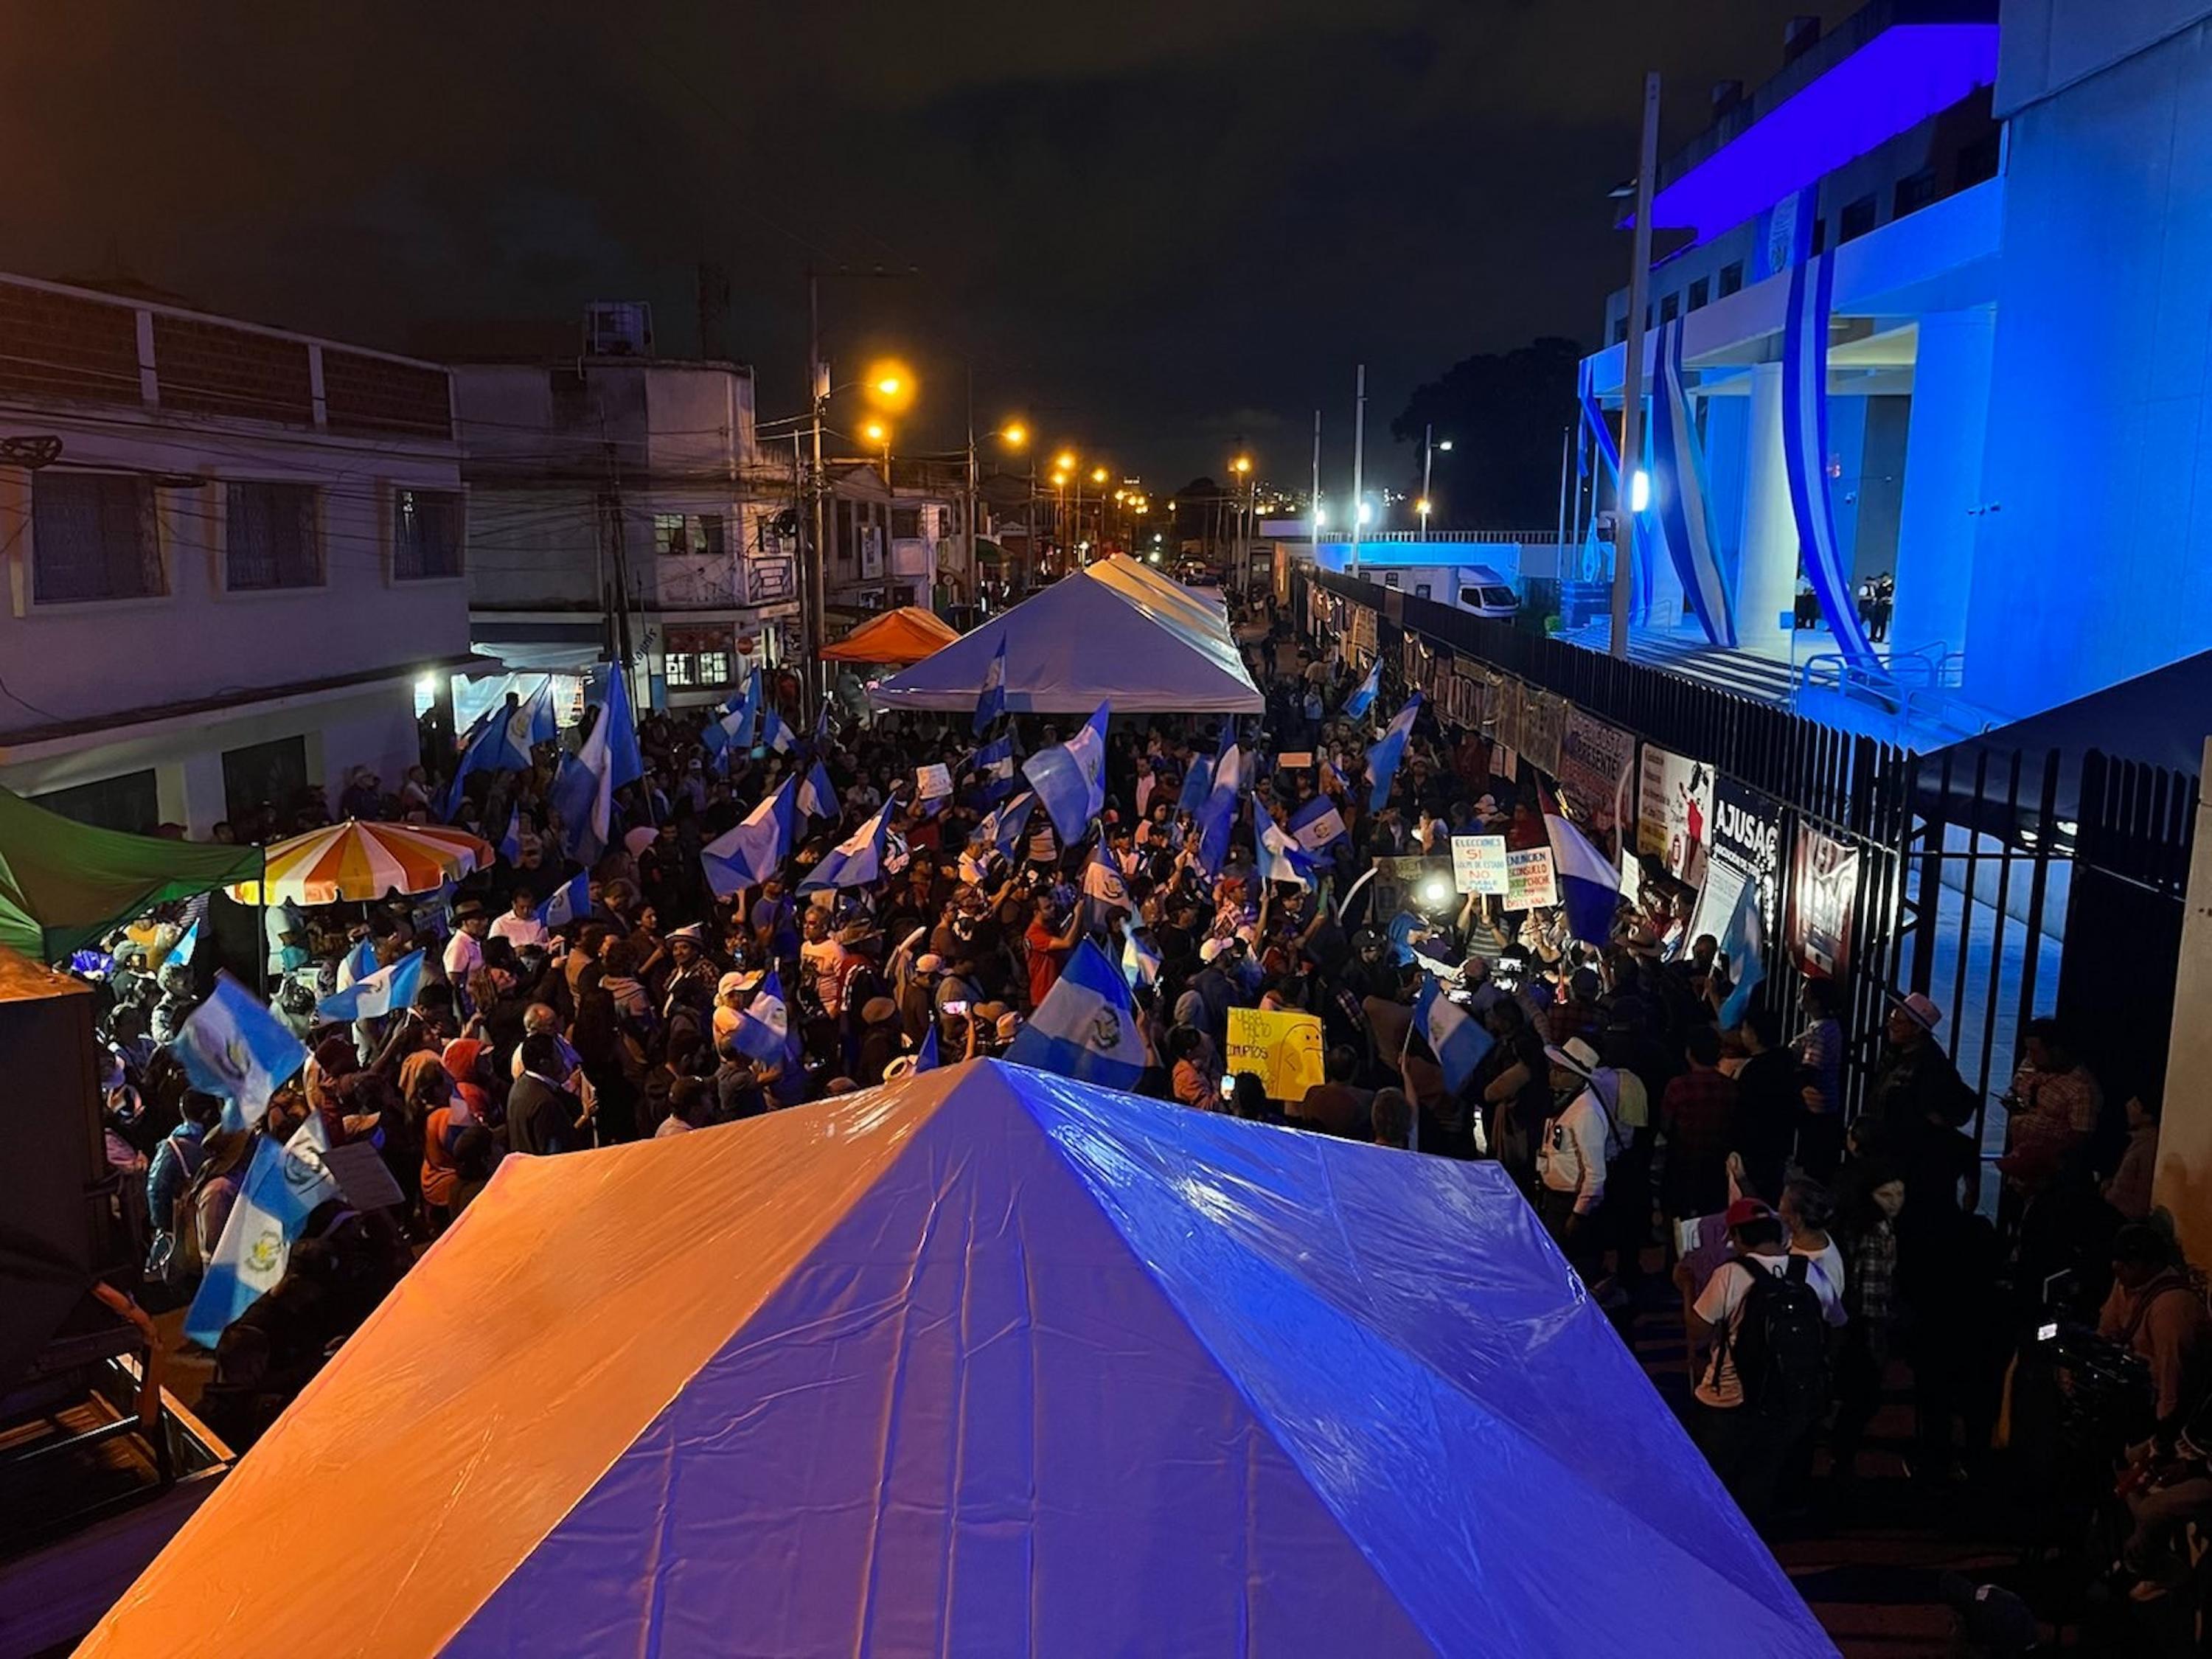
[{"xmin": 4, "ymin": 1, "xmax": 1843, "ymax": 485}]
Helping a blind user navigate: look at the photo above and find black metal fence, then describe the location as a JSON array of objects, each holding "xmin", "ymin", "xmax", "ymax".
[{"xmin": 1296, "ymin": 568, "xmax": 2199, "ymax": 1197}]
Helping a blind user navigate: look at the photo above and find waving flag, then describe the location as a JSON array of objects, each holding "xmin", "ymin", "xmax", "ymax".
[
  {"xmin": 1717, "ymin": 878, "xmax": 1767, "ymax": 1028},
  {"xmin": 161, "ymin": 917, "xmax": 201, "ymax": 973},
  {"xmin": 442, "ymin": 680, "xmax": 557, "ymax": 818},
  {"xmin": 973, "ymin": 635, "xmax": 1008, "ymax": 734},
  {"xmin": 1413, "ymin": 976, "xmax": 1496, "ymax": 1097},
  {"xmin": 758, "ymin": 706, "xmax": 796, "ymax": 755},
  {"xmin": 1006, "ymin": 939, "xmax": 1147, "ymax": 1091},
  {"xmin": 728, "ymin": 966, "xmax": 797, "ymax": 1066},
  {"xmin": 538, "ymin": 869, "xmax": 591, "ymax": 930},
  {"xmin": 975, "ymin": 734, "xmax": 1018, "ymax": 801},
  {"xmin": 1253, "ymin": 796, "xmax": 1317, "ymax": 888},
  {"xmin": 703, "ymin": 669, "xmax": 762, "ymax": 755},
  {"xmin": 1177, "ymin": 752, "xmax": 1214, "ymax": 815},
  {"xmin": 1082, "ymin": 838, "xmax": 1133, "ymax": 931},
  {"xmin": 338, "ymin": 935, "xmax": 377, "ymax": 992},
  {"xmin": 1287, "ymin": 794, "xmax": 1349, "ymax": 854},
  {"xmin": 797, "ymin": 760, "xmax": 838, "ymax": 823},
  {"xmin": 316, "ymin": 948, "xmax": 425, "ymax": 1023},
  {"xmin": 1544, "ymin": 790, "xmax": 1624, "ymax": 945},
  {"xmin": 498, "ymin": 804, "xmax": 524, "ymax": 865},
  {"xmin": 183, "ymin": 1116, "xmax": 338, "ymax": 1348},
  {"xmin": 1195, "ymin": 742, "xmax": 1246, "ymax": 876},
  {"xmin": 974, "ymin": 790, "xmax": 1035, "ymax": 864},
  {"xmin": 1022, "ymin": 700, "xmax": 1110, "ymax": 841},
  {"xmin": 1342, "ymin": 657, "xmax": 1382, "ymax": 720},
  {"xmin": 550, "ymin": 664, "xmax": 644, "ymax": 864},
  {"xmin": 703, "ymin": 776, "xmax": 798, "ymax": 898},
  {"xmin": 1122, "ymin": 927, "xmax": 1162, "ymax": 989},
  {"xmin": 799, "ymin": 799, "xmax": 897, "ymax": 891},
  {"xmin": 1366, "ymin": 692, "xmax": 1422, "ymax": 812},
  {"xmin": 175, "ymin": 973, "xmax": 308, "ymax": 1133},
  {"xmin": 811, "ymin": 695, "xmax": 832, "ymax": 747},
  {"xmin": 913, "ymin": 1024, "xmax": 941, "ymax": 1074}
]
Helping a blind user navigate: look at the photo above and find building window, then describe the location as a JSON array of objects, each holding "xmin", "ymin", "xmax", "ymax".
[
  {"xmin": 663, "ymin": 653, "xmax": 696, "ymax": 687},
  {"xmin": 226, "ymin": 481, "xmax": 321, "ymax": 590},
  {"xmin": 32, "ymin": 769, "xmax": 159, "ymax": 834},
  {"xmin": 698, "ymin": 513, "xmax": 726, "ymax": 557},
  {"xmin": 1413, "ymin": 582, "xmax": 1432, "ymax": 599},
  {"xmin": 393, "ymin": 487, "xmax": 463, "ymax": 580},
  {"xmin": 1613, "ymin": 316, "xmax": 1629, "ymax": 345},
  {"xmin": 1810, "ymin": 217, "xmax": 1829, "ymax": 254},
  {"xmin": 1644, "ymin": 303, "xmax": 1654, "ymax": 329},
  {"xmin": 1382, "ymin": 571, "xmax": 1400, "ymax": 588},
  {"xmin": 1892, "ymin": 167, "xmax": 1938, "ymax": 219},
  {"xmin": 32, "ymin": 470, "xmax": 161, "ymax": 603},
  {"xmin": 834, "ymin": 499, "xmax": 856, "ymax": 568},
  {"xmin": 1659, "ymin": 293, "xmax": 1679, "ymax": 323},
  {"xmin": 1839, "ymin": 194, "xmax": 1877, "ymax": 242},
  {"xmin": 1687, "ymin": 277, "xmax": 1709, "ymax": 311},
  {"xmin": 653, "ymin": 512, "xmax": 690, "ymax": 555},
  {"xmin": 891, "ymin": 507, "xmax": 922, "ymax": 539},
  {"xmin": 223, "ymin": 735, "xmax": 307, "ymax": 827},
  {"xmin": 1956, "ymin": 130, "xmax": 2001, "ymax": 188},
  {"xmin": 1719, "ymin": 261, "xmax": 1744, "ymax": 296},
  {"xmin": 695, "ymin": 649, "xmax": 731, "ymax": 686}
]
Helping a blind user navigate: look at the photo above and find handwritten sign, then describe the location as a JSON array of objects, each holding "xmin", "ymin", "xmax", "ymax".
[
  {"xmin": 1503, "ymin": 846, "xmax": 1558, "ymax": 909},
  {"xmin": 1224, "ymin": 1007, "xmax": 1326, "ymax": 1102},
  {"xmin": 1451, "ymin": 834, "xmax": 1508, "ymax": 895},
  {"xmin": 915, "ymin": 763, "xmax": 953, "ymax": 800}
]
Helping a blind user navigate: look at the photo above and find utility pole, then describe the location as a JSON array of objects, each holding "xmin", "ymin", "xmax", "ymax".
[
  {"xmin": 602, "ymin": 408, "xmax": 638, "ymax": 713},
  {"xmin": 805, "ymin": 268, "xmax": 828, "ymax": 717},
  {"xmin": 1554, "ymin": 425, "xmax": 1572, "ymax": 560},
  {"xmin": 1310, "ymin": 408, "xmax": 1322, "ymax": 567},
  {"xmin": 1613, "ymin": 72, "xmax": 1661, "ymax": 661},
  {"xmin": 963, "ymin": 363, "xmax": 978, "ymax": 612},
  {"xmin": 1420, "ymin": 422, "xmax": 1434, "ymax": 543},
  {"xmin": 1349, "ymin": 363, "xmax": 1366, "ymax": 576}
]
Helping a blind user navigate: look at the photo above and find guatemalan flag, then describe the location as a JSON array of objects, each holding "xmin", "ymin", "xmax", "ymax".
[
  {"xmin": 498, "ymin": 803, "xmax": 524, "ymax": 865},
  {"xmin": 799, "ymin": 799, "xmax": 897, "ymax": 891},
  {"xmin": 974, "ymin": 790, "xmax": 1034, "ymax": 863},
  {"xmin": 1178, "ymin": 751, "xmax": 1214, "ymax": 815},
  {"xmin": 1252, "ymin": 796, "xmax": 1317, "ymax": 888},
  {"xmin": 973, "ymin": 635, "xmax": 1008, "ymax": 734},
  {"xmin": 1544, "ymin": 790, "xmax": 1624, "ymax": 945},
  {"xmin": 1021, "ymin": 700, "xmax": 1110, "ymax": 842},
  {"xmin": 728, "ymin": 967, "xmax": 796, "ymax": 1065},
  {"xmin": 757, "ymin": 706, "xmax": 796, "ymax": 755},
  {"xmin": 538, "ymin": 870, "xmax": 591, "ymax": 931},
  {"xmin": 1342, "ymin": 657, "xmax": 1382, "ymax": 720},
  {"xmin": 1082, "ymin": 838, "xmax": 1133, "ymax": 930},
  {"xmin": 1121, "ymin": 927, "xmax": 1162, "ymax": 989},
  {"xmin": 1005, "ymin": 939, "xmax": 1147, "ymax": 1091},
  {"xmin": 1366, "ymin": 692, "xmax": 1422, "ymax": 812},
  {"xmin": 316, "ymin": 947, "xmax": 425, "ymax": 1023},
  {"xmin": 175, "ymin": 973, "xmax": 308, "ymax": 1132},
  {"xmin": 443, "ymin": 679, "xmax": 558, "ymax": 818},
  {"xmin": 1717, "ymin": 878, "xmax": 1767, "ymax": 1028},
  {"xmin": 702, "ymin": 776, "xmax": 798, "ymax": 897},
  {"xmin": 1413, "ymin": 975, "xmax": 1496, "ymax": 1097},
  {"xmin": 162, "ymin": 917, "xmax": 201, "ymax": 973},
  {"xmin": 796, "ymin": 760, "xmax": 838, "ymax": 823},
  {"xmin": 338, "ymin": 935, "xmax": 377, "ymax": 992},
  {"xmin": 703, "ymin": 669, "xmax": 762, "ymax": 755},
  {"xmin": 975, "ymin": 734, "xmax": 1018, "ymax": 801},
  {"xmin": 1195, "ymin": 742, "xmax": 1246, "ymax": 875},
  {"xmin": 550, "ymin": 664, "xmax": 644, "ymax": 864},
  {"xmin": 183, "ymin": 1115, "xmax": 338, "ymax": 1348}
]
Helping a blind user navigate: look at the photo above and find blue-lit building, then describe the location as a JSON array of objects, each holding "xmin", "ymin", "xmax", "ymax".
[{"xmin": 1582, "ymin": 0, "xmax": 2212, "ymax": 737}]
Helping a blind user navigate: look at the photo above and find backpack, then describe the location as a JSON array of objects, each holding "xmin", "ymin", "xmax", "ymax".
[{"xmin": 1727, "ymin": 1256, "xmax": 1829, "ymax": 1416}]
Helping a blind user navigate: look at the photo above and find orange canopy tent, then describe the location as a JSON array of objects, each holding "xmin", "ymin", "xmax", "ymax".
[{"xmin": 817, "ymin": 605, "xmax": 959, "ymax": 666}]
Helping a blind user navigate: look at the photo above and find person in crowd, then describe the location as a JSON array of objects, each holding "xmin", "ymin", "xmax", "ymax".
[
  {"xmin": 1831, "ymin": 1166, "xmax": 1904, "ymax": 1487},
  {"xmin": 1290, "ymin": 1045, "xmax": 1374, "ymax": 1138},
  {"xmin": 1996, "ymin": 1017, "xmax": 2101, "ymax": 1203},
  {"xmin": 492, "ymin": 887, "xmax": 548, "ymax": 951},
  {"xmin": 1536, "ymin": 1037, "xmax": 1624, "ymax": 1279},
  {"xmin": 2098, "ymin": 1224, "xmax": 2212, "ymax": 1426},
  {"xmin": 508, "ymin": 1033, "xmax": 590, "ymax": 1157},
  {"xmin": 2104, "ymin": 1091, "xmax": 2162, "ymax": 1222},
  {"xmin": 444, "ymin": 898, "xmax": 491, "ymax": 987},
  {"xmin": 1795, "ymin": 978, "xmax": 1846, "ymax": 1180},
  {"xmin": 1660, "ymin": 1024, "xmax": 1738, "ymax": 1225}
]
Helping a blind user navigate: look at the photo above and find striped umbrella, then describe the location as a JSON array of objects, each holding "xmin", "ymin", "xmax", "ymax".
[{"xmin": 228, "ymin": 821, "xmax": 494, "ymax": 906}]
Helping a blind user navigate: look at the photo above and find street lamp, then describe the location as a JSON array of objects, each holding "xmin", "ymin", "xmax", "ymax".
[
  {"xmin": 1420, "ymin": 425, "xmax": 1452, "ymax": 541},
  {"xmin": 1228, "ymin": 454, "xmax": 1255, "ymax": 595}
]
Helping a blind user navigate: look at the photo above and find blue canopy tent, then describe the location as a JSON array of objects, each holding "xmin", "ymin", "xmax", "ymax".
[{"xmin": 85, "ymin": 1060, "xmax": 1830, "ymax": 1657}]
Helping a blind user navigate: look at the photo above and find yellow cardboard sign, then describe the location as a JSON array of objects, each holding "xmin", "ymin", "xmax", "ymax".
[{"xmin": 1224, "ymin": 1007, "xmax": 1326, "ymax": 1102}]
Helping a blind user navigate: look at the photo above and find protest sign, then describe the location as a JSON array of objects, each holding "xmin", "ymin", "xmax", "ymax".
[
  {"xmin": 1504, "ymin": 846, "xmax": 1558, "ymax": 908},
  {"xmin": 915, "ymin": 763, "xmax": 952, "ymax": 800},
  {"xmin": 1225, "ymin": 1007, "xmax": 1326, "ymax": 1101},
  {"xmin": 1451, "ymin": 834, "xmax": 1509, "ymax": 895},
  {"xmin": 1637, "ymin": 743, "xmax": 1714, "ymax": 886}
]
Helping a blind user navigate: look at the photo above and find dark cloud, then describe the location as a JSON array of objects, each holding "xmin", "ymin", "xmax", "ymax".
[{"xmin": 0, "ymin": 1, "xmax": 1840, "ymax": 483}]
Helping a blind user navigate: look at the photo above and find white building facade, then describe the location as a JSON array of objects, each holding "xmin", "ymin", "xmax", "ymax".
[{"xmin": 0, "ymin": 274, "xmax": 470, "ymax": 835}]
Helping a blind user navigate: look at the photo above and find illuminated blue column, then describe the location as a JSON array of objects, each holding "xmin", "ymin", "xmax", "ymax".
[
  {"xmin": 1735, "ymin": 363, "xmax": 1798, "ymax": 657},
  {"xmin": 1891, "ymin": 307, "xmax": 1992, "ymax": 659}
]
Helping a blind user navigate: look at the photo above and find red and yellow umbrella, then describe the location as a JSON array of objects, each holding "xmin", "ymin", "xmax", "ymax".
[{"xmin": 228, "ymin": 821, "xmax": 494, "ymax": 906}]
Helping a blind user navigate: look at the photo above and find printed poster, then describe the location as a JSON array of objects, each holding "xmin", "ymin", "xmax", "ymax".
[
  {"xmin": 1689, "ymin": 776, "xmax": 1786, "ymax": 947},
  {"xmin": 1636, "ymin": 743, "xmax": 1715, "ymax": 888},
  {"xmin": 1784, "ymin": 821, "xmax": 1859, "ymax": 981},
  {"xmin": 1556, "ymin": 708, "xmax": 1638, "ymax": 862}
]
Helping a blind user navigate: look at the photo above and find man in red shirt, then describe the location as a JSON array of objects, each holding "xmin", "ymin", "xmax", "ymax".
[
  {"xmin": 1023, "ymin": 897, "xmax": 1083, "ymax": 1010},
  {"xmin": 1660, "ymin": 1023, "xmax": 1739, "ymax": 1221}
]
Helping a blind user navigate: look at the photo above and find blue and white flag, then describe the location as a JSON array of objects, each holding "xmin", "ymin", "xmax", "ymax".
[
  {"xmin": 183, "ymin": 1115, "xmax": 339, "ymax": 1348},
  {"xmin": 1342, "ymin": 657, "xmax": 1382, "ymax": 720},
  {"xmin": 1021, "ymin": 700, "xmax": 1110, "ymax": 842},
  {"xmin": 550, "ymin": 664, "xmax": 644, "ymax": 863},
  {"xmin": 1784, "ymin": 250, "xmax": 1880, "ymax": 671},
  {"xmin": 797, "ymin": 760, "xmax": 838, "ymax": 823},
  {"xmin": 1366, "ymin": 692, "xmax": 1422, "ymax": 812},
  {"xmin": 758, "ymin": 706, "xmax": 796, "ymax": 755},
  {"xmin": 1717, "ymin": 877, "xmax": 1767, "ymax": 1029},
  {"xmin": 316, "ymin": 947, "xmax": 425, "ymax": 1023},
  {"xmin": 1005, "ymin": 939, "xmax": 1147, "ymax": 1091},
  {"xmin": 1196, "ymin": 743, "xmax": 1247, "ymax": 876},
  {"xmin": 974, "ymin": 790, "xmax": 1034, "ymax": 863},
  {"xmin": 538, "ymin": 869, "xmax": 591, "ymax": 931},
  {"xmin": 162, "ymin": 917, "xmax": 201, "ymax": 973},
  {"xmin": 811, "ymin": 694, "xmax": 832, "ymax": 747},
  {"xmin": 702, "ymin": 776, "xmax": 798, "ymax": 898},
  {"xmin": 973, "ymin": 635, "xmax": 1008, "ymax": 734},
  {"xmin": 1082, "ymin": 838, "xmax": 1133, "ymax": 927},
  {"xmin": 799, "ymin": 798, "xmax": 897, "ymax": 891},
  {"xmin": 1413, "ymin": 976, "xmax": 1496, "ymax": 1098},
  {"xmin": 442, "ymin": 680, "xmax": 558, "ymax": 818},
  {"xmin": 338, "ymin": 934, "xmax": 377, "ymax": 992},
  {"xmin": 728, "ymin": 966, "xmax": 796, "ymax": 1066},
  {"xmin": 975, "ymin": 733, "xmax": 1018, "ymax": 801},
  {"xmin": 175, "ymin": 973, "xmax": 308, "ymax": 1133},
  {"xmin": 498, "ymin": 803, "xmax": 524, "ymax": 865},
  {"xmin": 1122, "ymin": 927, "xmax": 1162, "ymax": 989},
  {"xmin": 1287, "ymin": 793, "xmax": 1349, "ymax": 852},
  {"xmin": 1253, "ymin": 796, "xmax": 1318, "ymax": 888},
  {"xmin": 1177, "ymin": 752, "xmax": 1214, "ymax": 815},
  {"xmin": 1544, "ymin": 791, "xmax": 1624, "ymax": 945},
  {"xmin": 913, "ymin": 1024, "xmax": 942, "ymax": 1074}
]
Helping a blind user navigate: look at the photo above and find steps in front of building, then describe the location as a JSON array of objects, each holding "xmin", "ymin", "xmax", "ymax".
[{"xmin": 1556, "ymin": 624, "xmax": 1802, "ymax": 706}]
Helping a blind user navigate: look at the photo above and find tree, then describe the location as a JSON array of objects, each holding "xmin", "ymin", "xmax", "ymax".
[
  {"xmin": 1171, "ymin": 477, "xmax": 1221, "ymax": 547},
  {"xmin": 1390, "ymin": 337, "xmax": 1582, "ymax": 529}
]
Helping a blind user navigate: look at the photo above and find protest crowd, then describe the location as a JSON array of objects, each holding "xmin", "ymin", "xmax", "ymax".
[{"xmin": 72, "ymin": 576, "xmax": 2203, "ymax": 1641}]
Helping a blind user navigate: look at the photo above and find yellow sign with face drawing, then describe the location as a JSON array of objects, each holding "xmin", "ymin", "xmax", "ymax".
[{"xmin": 1224, "ymin": 1007, "xmax": 1326, "ymax": 1102}]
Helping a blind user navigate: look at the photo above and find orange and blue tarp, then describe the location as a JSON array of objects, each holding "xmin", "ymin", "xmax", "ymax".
[{"xmin": 83, "ymin": 1060, "xmax": 1832, "ymax": 1657}]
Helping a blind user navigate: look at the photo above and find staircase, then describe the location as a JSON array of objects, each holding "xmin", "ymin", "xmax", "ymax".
[{"xmin": 1555, "ymin": 622, "xmax": 1801, "ymax": 706}]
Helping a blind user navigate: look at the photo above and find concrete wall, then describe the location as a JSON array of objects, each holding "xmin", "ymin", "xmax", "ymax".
[{"xmin": 2152, "ymin": 735, "xmax": 2212, "ymax": 1262}]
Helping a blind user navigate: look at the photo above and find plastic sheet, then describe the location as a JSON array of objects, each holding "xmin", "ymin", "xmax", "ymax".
[{"xmin": 83, "ymin": 1060, "xmax": 1834, "ymax": 1657}]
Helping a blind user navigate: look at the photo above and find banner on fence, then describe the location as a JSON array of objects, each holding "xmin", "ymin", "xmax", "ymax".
[
  {"xmin": 1688, "ymin": 776, "xmax": 1786, "ymax": 951},
  {"xmin": 1556, "ymin": 708, "xmax": 1638, "ymax": 863},
  {"xmin": 1637, "ymin": 743, "xmax": 1716, "ymax": 888},
  {"xmin": 1521, "ymin": 691, "xmax": 1566, "ymax": 779},
  {"xmin": 1494, "ymin": 677, "xmax": 1528, "ymax": 755},
  {"xmin": 1784, "ymin": 821, "xmax": 1860, "ymax": 981}
]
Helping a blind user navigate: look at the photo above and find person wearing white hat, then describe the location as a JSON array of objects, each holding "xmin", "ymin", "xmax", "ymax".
[{"xmin": 1536, "ymin": 1035, "xmax": 1627, "ymax": 1279}]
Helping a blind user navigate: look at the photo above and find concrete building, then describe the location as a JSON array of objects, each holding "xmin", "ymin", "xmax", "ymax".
[
  {"xmin": 448, "ymin": 306, "xmax": 800, "ymax": 712},
  {"xmin": 0, "ymin": 274, "xmax": 469, "ymax": 835},
  {"xmin": 823, "ymin": 462, "xmax": 959, "ymax": 620},
  {"xmin": 1581, "ymin": 0, "xmax": 2212, "ymax": 737}
]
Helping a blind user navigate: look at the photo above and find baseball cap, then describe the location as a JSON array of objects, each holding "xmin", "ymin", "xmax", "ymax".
[
  {"xmin": 715, "ymin": 971, "xmax": 748, "ymax": 1001},
  {"xmin": 1893, "ymin": 991, "xmax": 1944, "ymax": 1032},
  {"xmin": 1724, "ymin": 1197, "xmax": 1774, "ymax": 1231},
  {"xmin": 1199, "ymin": 937, "xmax": 1229, "ymax": 964}
]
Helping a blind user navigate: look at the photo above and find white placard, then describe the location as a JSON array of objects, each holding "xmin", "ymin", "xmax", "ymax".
[
  {"xmin": 1451, "ymin": 834, "xmax": 1509, "ymax": 895},
  {"xmin": 1503, "ymin": 846, "xmax": 1558, "ymax": 909},
  {"xmin": 916, "ymin": 763, "xmax": 953, "ymax": 800}
]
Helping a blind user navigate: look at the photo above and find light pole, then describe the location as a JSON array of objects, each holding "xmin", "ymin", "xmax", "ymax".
[
  {"xmin": 1229, "ymin": 453, "xmax": 1253, "ymax": 596},
  {"xmin": 1419, "ymin": 428, "xmax": 1452, "ymax": 541},
  {"xmin": 1349, "ymin": 362, "xmax": 1367, "ymax": 577},
  {"xmin": 1089, "ymin": 466, "xmax": 1107, "ymax": 558},
  {"xmin": 1613, "ymin": 72, "xmax": 1662, "ymax": 660}
]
